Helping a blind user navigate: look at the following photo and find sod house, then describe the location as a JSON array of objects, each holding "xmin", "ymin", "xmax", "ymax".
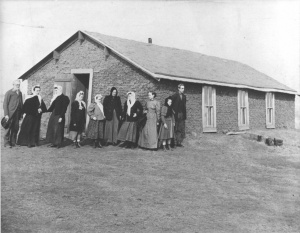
[{"xmin": 19, "ymin": 30, "xmax": 296, "ymax": 134}]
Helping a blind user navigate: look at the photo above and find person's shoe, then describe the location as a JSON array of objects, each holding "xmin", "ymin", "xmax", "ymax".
[
  {"xmin": 112, "ymin": 142, "xmax": 117, "ymax": 146},
  {"xmin": 104, "ymin": 141, "xmax": 109, "ymax": 147},
  {"xmin": 94, "ymin": 140, "xmax": 98, "ymax": 148},
  {"xmin": 168, "ymin": 145, "xmax": 173, "ymax": 151},
  {"xmin": 166, "ymin": 145, "xmax": 170, "ymax": 150},
  {"xmin": 77, "ymin": 142, "xmax": 82, "ymax": 148},
  {"xmin": 162, "ymin": 145, "xmax": 167, "ymax": 152},
  {"xmin": 48, "ymin": 144, "xmax": 56, "ymax": 148},
  {"xmin": 98, "ymin": 141, "xmax": 103, "ymax": 148},
  {"xmin": 57, "ymin": 144, "xmax": 61, "ymax": 149}
]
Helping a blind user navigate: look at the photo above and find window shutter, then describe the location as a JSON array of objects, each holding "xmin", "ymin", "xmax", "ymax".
[
  {"xmin": 202, "ymin": 86, "xmax": 217, "ymax": 132},
  {"xmin": 266, "ymin": 93, "xmax": 275, "ymax": 128},
  {"xmin": 238, "ymin": 90, "xmax": 249, "ymax": 130}
]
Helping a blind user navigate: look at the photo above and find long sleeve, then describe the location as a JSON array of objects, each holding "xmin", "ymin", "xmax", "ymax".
[
  {"xmin": 62, "ymin": 96, "xmax": 70, "ymax": 116},
  {"xmin": 160, "ymin": 106, "xmax": 167, "ymax": 124},
  {"xmin": 3, "ymin": 91, "xmax": 10, "ymax": 116},
  {"xmin": 87, "ymin": 103, "xmax": 95, "ymax": 118},
  {"xmin": 47, "ymin": 100, "xmax": 55, "ymax": 113},
  {"xmin": 40, "ymin": 100, "xmax": 47, "ymax": 113},
  {"xmin": 156, "ymin": 101, "xmax": 161, "ymax": 121},
  {"xmin": 117, "ymin": 96, "xmax": 122, "ymax": 118}
]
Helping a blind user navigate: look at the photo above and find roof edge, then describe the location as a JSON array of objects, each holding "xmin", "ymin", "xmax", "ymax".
[{"xmin": 154, "ymin": 73, "xmax": 297, "ymax": 95}]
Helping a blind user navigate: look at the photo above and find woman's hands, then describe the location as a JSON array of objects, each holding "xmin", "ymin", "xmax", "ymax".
[{"xmin": 164, "ymin": 123, "xmax": 168, "ymax": 129}]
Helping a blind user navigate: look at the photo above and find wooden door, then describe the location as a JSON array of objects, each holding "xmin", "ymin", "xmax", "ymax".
[{"xmin": 55, "ymin": 74, "xmax": 74, "ymax": 133}]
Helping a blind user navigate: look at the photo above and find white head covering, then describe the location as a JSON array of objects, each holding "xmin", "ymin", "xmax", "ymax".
[
  {"xmin": 94, "ymin": 94, "xmax": 104, "ymax": 113},
  {"xmin": 127, "ymin": 91, "xmax": 136, "ymax": 116},
  {"xmin": 25, "ymin": 85, "xmax": 42, "ymax": 103},
  {"xmin": 75, "ymin": 91, "xmax": 86, "ymax": 109},
  {"xmin": 50, "ymin": 84, "xmax": 62, "ymax": 105}
]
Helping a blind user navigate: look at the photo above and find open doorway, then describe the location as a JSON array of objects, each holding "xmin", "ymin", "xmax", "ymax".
[
  {"xmin": 71, "ymin": 69, "xmax": 94, "ymax": 129},
  {"xmin": 72, "ymin": 74, "xmax": 89, "ymax": 107}
]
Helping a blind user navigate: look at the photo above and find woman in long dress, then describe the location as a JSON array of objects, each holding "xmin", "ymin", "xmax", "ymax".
[
  {"xmin": 46, "ymin": 85, "xmax": 70, "ymax": 148},
  {"xmin": 17, "ymin": 85, "xmax": 47, "ymax": 147},
  {"xmin": 69, "ymin": 91, "xmax": 86, "ymax": 148},
  {"xmin": 103, "ymin": 87, "xmax": 122, "ymax": 146},
  {"xmin": 118, "ymin": 92, "xmax": 143, "ymax": 149},
  {"xmin": 138, "ymin": 91, "xmax": 161, "ymax": 150},
  {"xmin": 86, "ymin": 94, "xmax": 106, "ymax": 148},
  {"xmin": 158, "ymin": 96, "xmax": 175, "ymax": 151}
]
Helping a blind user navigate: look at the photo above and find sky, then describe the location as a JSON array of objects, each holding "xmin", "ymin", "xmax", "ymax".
[{"xmin": 0, "ymin": 0, "xmax": 299, "ymax": 94}]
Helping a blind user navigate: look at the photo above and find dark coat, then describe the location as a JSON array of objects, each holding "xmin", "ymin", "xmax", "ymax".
[
  {"xmin": 3, "ymin": 89, "xmax": 23, "ymax": 119},
  {"xmin": 22, "ymin": 96, "xmax": 47, "ymax": 117},
  {"xmin": 69, "ymin": 101, "xmax": 86, "ymax": 132},
  {"xmin": 122, "ymin": 100, "xmax": 143, "ymax": 122},
  {"xmin": 171, "ymin": 92, "xmax": 187, "ymax": 120},
  {"xmin": 47, "ymin": 94, "xmax": 70, "ymax": 120},
  {"xmin": 103, "ymin": 95, "xmax": 122, "ymax": 121}
]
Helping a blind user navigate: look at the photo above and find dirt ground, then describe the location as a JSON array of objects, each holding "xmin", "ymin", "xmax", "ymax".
[{"xmin": 1, "ymin": 129, "xmax": 300, "ymax": 233}]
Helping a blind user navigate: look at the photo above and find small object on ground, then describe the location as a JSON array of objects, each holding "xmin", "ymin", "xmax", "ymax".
[{"xmin": 226, "ymin": 131, "xmax": 246, "ymax": 135}]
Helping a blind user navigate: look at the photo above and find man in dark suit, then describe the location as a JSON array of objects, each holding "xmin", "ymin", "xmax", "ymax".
[
  {"xmin": 172, "ymin": 83, "xmax": 186, "ymax": 147},
  {"xmin": 3, "ymin": 79, "xmax": 23, "ymax": 148},
  {"xmin": 46, "ymin": 85, "xmax": 70, "ymax": 148}
]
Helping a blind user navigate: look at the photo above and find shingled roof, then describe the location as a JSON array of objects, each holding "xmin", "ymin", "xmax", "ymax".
[{"xmin": 20, "ymin": 30, "xmax": 296, "ymax": 94}]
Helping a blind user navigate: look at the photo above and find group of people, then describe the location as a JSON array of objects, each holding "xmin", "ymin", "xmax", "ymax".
[{"xmin": 3, "ymin": 80, "xmax": 187, "ymax": 151}]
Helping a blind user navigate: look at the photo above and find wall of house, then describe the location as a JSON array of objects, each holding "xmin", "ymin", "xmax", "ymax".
[
  {"xmin": 248, "ymin": 89, "xmax": 266, "ymax": 129},
  {"xmin": 275, "ymin": 93, "xmax": 295, "ymax": 129},
  {"xmin": 216, "ymin": 86, "xmax": 238, "ymax": 133}
]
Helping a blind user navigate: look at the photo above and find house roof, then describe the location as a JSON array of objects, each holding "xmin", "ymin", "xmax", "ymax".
[{"xmin": 19, "ymin": 30, "xmax": 296, "ymax": 94}]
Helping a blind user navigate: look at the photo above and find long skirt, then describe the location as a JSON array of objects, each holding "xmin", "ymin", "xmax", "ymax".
[
  {"xmin": 104, "ymin": 110, "xmax": 119, "ymax": 143},
  {"xmin": 17, "ymin": 115, "xmax": 41, "ymax": 146},
  {"xmin": 138, "ymin": 113, "xmax": 158, "ymax": 149},
  {"xmin": 175, "ymin": 119, "xmax": 186, "ymax": 144},
  {"xmin": 117, "ymin": 121, "xmax": 137, "ymax": 143},
  {"xmin": 86, "ymin": 119, "xmax": 105, "ymax": 139},
  {"xmin": 46, "ymin": 113, "xmax": 65, "ymax": 145},
  {"xmin": 158, "ymin": 118, "xmax": 174, "ymax": 140}
]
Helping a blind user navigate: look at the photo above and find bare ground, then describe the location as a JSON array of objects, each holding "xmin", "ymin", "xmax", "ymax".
[{"xmin": 1, "ymin": 129, "xmax": 300, "ymax": 233}]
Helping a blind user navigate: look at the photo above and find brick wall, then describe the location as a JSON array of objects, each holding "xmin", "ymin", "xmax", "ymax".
[
  {"xmin": 275, "ymin": 93, "xmax": 295, "ymax": 129},
  {"xmin": 248, "ymin": 89, "xmax": 266, "ymax": 129},
  {"xmin": 216, "ymin": 86, "xmax": 238, "ymax": 133}
]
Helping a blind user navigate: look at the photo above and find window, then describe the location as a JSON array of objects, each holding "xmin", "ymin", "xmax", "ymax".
[
  {"xmin": 202, "ymin": 86, "xmax": 216, "ymax": 132},
  {"xmin": 266, "ymin": 92, "xmax": 275, "ymax": 128},
  {"xmin": 237, "ymin": 90, "xmax": 249, "ymax": 130}
]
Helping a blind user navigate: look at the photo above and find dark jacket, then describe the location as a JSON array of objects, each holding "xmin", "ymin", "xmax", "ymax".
[
  {"xmin": 103, "ymin": 95, "xmax": 122, "ymax": 121},
  {"xmin": 70, "ymin": 101, "xmax": 86, "ymax": 132},
  {"xmin": 47, "ymin": 94, "xmax": 70, "ymax": 119},
  {"xmin": 171, "ymin": 92, "xmax": 187, "ymax": 120},
  {"xmin": 22, "ymin": 96, "xmax": 47, "ymax": 117},
  {"xmin": 3, "ymin": 89, "xmax": 23, "ymax": 118},
  {"xmin": 122, "ymin": 100, "xmax": 143, "ymax": 122}
]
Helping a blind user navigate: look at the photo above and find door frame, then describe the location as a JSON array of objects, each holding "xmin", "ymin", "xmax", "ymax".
[{"xmin": 71, "ymin": 69, "xmax": 93, "ymax": 128}]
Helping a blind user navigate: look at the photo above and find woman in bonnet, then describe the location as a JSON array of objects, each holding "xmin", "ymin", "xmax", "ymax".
[
  {"xmin": 86, "ymin": 94, "xmax": 106, "ymax": 148},
  {"xmin": 69, "ymin": 91, "xmax": 86, "ymax": 148},
  {"xmin": 117, "ymin": 91, "xmax": 143, "ymax": 149}
]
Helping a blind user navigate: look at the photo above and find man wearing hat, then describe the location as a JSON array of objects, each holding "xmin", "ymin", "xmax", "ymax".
[{"xmin": 3, "ymin": 79, "xmax": 23, "ymax": 147}]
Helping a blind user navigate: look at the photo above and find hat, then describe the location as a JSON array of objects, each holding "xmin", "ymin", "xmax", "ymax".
[{"xmin": 1, "ymin": 117, "xmax": 11, "ymax": 129}]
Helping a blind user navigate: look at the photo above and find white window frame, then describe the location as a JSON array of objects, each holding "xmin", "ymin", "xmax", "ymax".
[
  {"xmin": 265, "ymin": 92, "xmax": 275, "ymax": 128},
  {"xmin": 237, "ymin": 89, "xmax": 249, "ymax": 130},
  {"xmin": 202, "ymin": 85, "xmax": 217, "ymax": 132}
]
